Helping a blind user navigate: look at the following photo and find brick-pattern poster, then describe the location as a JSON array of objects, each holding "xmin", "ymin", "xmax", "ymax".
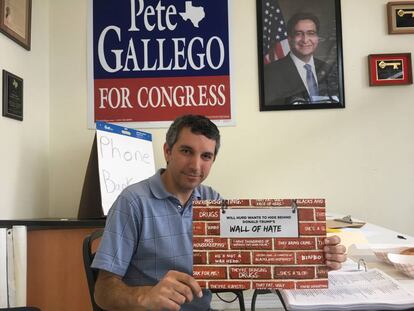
[{"xmin": 193, "ymin": 199, "xmax": 328, "ymax": 290}]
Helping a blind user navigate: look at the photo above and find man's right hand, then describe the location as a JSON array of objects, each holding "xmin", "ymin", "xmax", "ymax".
[
  {"xmin": 94, "ymin": 270, "xmax": 203, "ymax": 311},
  {"xmin": 137, "ymin": 270, "xmax": 203, "ymax": 311}
]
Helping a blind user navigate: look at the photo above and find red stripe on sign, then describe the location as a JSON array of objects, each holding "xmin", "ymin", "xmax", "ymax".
[{"xmin": 94, "ymin": 75, "xmax": 231, "ymax": 122}]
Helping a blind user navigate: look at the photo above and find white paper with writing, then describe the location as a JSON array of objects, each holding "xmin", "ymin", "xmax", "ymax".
[
  {"xmin": 96, "ymin": 122, "xmax": 155, "ymax": 215},
  {"xmin": 220, "ymin": 208, "xmax": 299, "ymax": 238},
  {"xmin": 280, "ymin": 268, "xmax": 414, "ymax": 310}
]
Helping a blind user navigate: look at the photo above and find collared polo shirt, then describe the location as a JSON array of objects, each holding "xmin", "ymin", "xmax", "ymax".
[{"xmin": 92, "ymin": 169, "xmax": 220, "ymax": 310}]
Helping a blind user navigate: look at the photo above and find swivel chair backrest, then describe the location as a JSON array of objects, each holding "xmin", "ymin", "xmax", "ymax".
[{"xmin": 82, "ymin": 229, "xmax": 104, "ymax": 311}]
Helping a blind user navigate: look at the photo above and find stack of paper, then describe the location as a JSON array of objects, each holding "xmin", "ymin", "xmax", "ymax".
[{"xmin": 279, "ymin": 268, "xmax": 414, "ymax": 310}]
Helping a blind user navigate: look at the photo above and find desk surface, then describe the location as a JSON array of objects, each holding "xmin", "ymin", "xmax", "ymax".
[
  {"xmin": 328, "ymin": 214, "xmax": 414, "ymax": 293},
  {"xmin": 0, "ymin": 218, "xmax": 106, "ymax": 229}
]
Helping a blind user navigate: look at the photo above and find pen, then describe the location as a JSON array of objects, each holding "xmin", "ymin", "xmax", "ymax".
[{"xmin": 397, "ymin": 235, "xmax": 407, "ymax": 240}]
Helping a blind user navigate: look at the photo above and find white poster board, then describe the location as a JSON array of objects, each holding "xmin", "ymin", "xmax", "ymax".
[{"xmin": 96, "ymin": 121, "xmax": 155, "ymax": 214}]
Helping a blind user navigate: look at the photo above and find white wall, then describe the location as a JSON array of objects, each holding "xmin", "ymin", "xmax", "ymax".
[
  {"xmin": 0, "ymin": 1, "xmax": 50, "ymax": 219},
  {"xmin": 48, "ymin": 0, "xmax": 93, "ymax": 217},
  {"xmin": 1, "ymin": 0, "xmax": 414, "ymax": 236},
  {"xmin": 52, "ymin": 0, "xmax": 414, "ymax": 235}
]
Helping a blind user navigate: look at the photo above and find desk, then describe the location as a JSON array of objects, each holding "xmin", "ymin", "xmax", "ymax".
[
  {"xmin": 0, "ymin": 219, "xmax": 105, "ymax": 311},
  {"xmin": 345, "ymin": 221, "xmax": 414, "ymax": 293},
  {"xmin": 250, "ymin": 217, "xmax": 414, "ymax": 310}
]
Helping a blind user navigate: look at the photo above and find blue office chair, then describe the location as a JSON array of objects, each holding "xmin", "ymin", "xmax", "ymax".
[{"xmin": 83, "ymin": 229, "xmax": 246, "ymax": 311}]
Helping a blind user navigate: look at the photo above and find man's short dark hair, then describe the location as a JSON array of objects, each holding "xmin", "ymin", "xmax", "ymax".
[
  {"xmin": 287, "ymin": 12, "xmax": 320, "ymax": 36},
  {"xmin": 166, "ymin": 114, "xmax": 221, "ymax": 157}
]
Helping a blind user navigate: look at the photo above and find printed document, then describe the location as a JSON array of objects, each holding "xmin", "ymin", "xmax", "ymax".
[{"xmin": 280, "ymin": 268, "xmax": 414, "ymax": 310}]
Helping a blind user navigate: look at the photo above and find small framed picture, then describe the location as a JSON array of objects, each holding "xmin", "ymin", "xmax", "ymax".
[
  {"xmin": 0, "ymin": 0, "xmax": 32, "ymax": 50},
  {"xmin": 2, "ymin": 70, "xmax": 23, "ymax": 121},
  {"xmin": 387, "ymin": 1, "xmax": 414, "ymax": 34},
  {"xmin": 368, "ymin": 53, "xmax": 413, "ymax": 86}
]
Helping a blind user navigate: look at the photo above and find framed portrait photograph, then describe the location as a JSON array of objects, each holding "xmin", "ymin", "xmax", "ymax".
[
  {"xmin": 387, "ymin": 1, "xmax": 414, "ymax": 34},
  {"xmin": 0, "ymin": 0, "xmax": 32, "ymax": 50},
  {"xmin": 257, "ymin": 0, "xmax": 345, "ymax": 111},
  {"xmin": 368, "ymin": 53, "xmax": 413, "ymax": 86},
  {"xmin": 2, "ymin": 70, "xmax": 23, "ymax": 121}
]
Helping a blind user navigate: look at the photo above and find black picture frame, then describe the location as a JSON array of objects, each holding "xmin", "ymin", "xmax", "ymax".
[
  {"xmin": 2, "ymin": 70, "xmax": 23, "ymax": 121},
  {"xmin": 257, "ymin": 0, "xmax": 345, "ymax": 111}
]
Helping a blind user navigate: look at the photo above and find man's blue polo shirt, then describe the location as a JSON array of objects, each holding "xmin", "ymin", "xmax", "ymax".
[{"xmin": 92, "ymin": 169, "xmax": 220, "ymax": 310}]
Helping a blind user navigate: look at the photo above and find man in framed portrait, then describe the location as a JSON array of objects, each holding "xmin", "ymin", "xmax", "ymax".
[{"xmin": 264, "ymin": 12, "xmax": 339, "ymax": 106}]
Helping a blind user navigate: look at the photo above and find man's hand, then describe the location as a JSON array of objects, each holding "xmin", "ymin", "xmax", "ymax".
[
  {"xmin": 138, "ymin": 270, "xmax": 203, "ymax": 311},
  {"xmin": 95, "ymin": 270, "xmax": 202, "ymax": 311},
  {"xmin": 324, "ymin": 235, "xmax": 347, "ymax": 271}
]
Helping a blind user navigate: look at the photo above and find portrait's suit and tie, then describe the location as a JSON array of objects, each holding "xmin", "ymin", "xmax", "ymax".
[{"xmin": 263, "ymin": 53, "xmax": 339, "ymax": 106}]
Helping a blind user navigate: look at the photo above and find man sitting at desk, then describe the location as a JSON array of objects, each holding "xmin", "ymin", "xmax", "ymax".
[
  {"xmin": 264, "ymin": 12, "xmax": 339, "ymax": 106},
  {"xmin": 92, "ymin": 114, "xmax": 347, "ymax": 311}
]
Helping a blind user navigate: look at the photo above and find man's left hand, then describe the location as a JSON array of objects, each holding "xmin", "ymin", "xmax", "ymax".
[{"xmin": 324, "ymin": 235, "xmax": 347, "ymax": 271}]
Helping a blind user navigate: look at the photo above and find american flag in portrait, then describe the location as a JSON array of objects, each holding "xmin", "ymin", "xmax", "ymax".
[{"xmin": 262, "ymin": 0, "xmax": 290, "ymax": 64}]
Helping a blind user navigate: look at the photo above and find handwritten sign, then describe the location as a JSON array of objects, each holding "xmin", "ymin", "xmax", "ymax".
[
  {"xmin": 96, "ymin": 121, "xmax": 155, "ymax": 214},
  {"xmin": 220, "ymin": 208, "xmax": 299, "ymax": 238}
]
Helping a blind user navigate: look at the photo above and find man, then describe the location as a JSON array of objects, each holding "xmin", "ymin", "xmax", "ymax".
[
  {"xmin": 264, "ymin": 12, "xmax": 339, "ymax": 106},
  {"xmin": 92, "ymin": 114, "xmax": 346, "ymax": 311}
]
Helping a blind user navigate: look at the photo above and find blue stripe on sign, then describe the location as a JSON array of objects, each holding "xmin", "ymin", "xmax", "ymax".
[{"xmin": 96, "ymin": 121, "xmax": 152, "ymax": 141}]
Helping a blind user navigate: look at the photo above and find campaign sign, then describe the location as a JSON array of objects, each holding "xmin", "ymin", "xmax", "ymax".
[{"xmin": 89, "ymin": 0, "xmax": 233, "ymax": 128}]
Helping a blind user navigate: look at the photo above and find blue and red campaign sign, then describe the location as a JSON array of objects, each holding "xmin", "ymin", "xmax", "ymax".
[{"xmin": 89, "ymin": 0, "xmax": 233, "ymax": 127}]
